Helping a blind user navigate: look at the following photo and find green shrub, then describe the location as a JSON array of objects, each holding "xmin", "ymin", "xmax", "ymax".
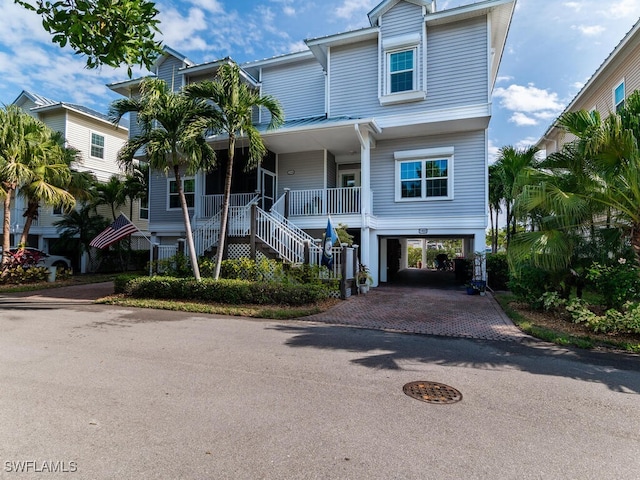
[
  {"xmin": 122, "ymin": 276, "xmax": 329, "ymax": 306},
  {"xmin": 0, "ymin": 266, "xmax": 49, "ymax": 284},
  {"xmin": 114, "ymin": 274, "xmax": 143, "ymax": 294},
  {"xmin": 486, "ymin": 253, "xmax": 509, "ymax": 290},
  {"xmin": 508, "ymin": 264, "xmax": 553, "ymax": 309},
  {"xmin": 586, "ymin": 259, "xmax": 640, "ymax": 310},
  {"xmin": 565, "ymin": 298, "xmax": 640, "ymax": 334}
]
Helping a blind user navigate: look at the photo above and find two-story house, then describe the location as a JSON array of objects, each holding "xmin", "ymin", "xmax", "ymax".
[
  {"xmin": 11, "ymin": 90, "xmax": 147, "ymax": 272},
  {"xmin": 109, "ymin": 0, "xmax": 515, "ymax": 286},
  {"xmin": 537, "ymin": 18, "xmax": 640, "ymax": 154}
]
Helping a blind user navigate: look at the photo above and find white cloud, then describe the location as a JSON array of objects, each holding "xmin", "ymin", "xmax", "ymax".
[
  {"xmin": 283, "ymin": 6, "xmax": 295, "ymax": 16},
  {"xmin": 604, "ymin": 0, "xmax": 640, "ymax": 18},
  {"xmin": 510, "ymin": 112, "xmax": 538, "ymax": 126},
  {"xmin": 572, "ymin": 24, "xmax": 605, "ymax": 36},
  {"xmin": 287, "ymin": 41, "xmax": 308, "ymax": 53},
  {"xmin": 515, "ymin": 137, "xmax": 542, "ymax": 150},
  {"xmin": 158, "ymin": 7, "xmax": 208, "ymax": 51},
  {"xmin": 563, "ymin": 2, "xmax": 583, "ymax": 12},
  {"xmin": 335, "ymin": 0, "xmax": 376, "ymax": 19},
  {"xmin": 187, "ymin": 0, "xmax": 224, "ymax": 14},
  {"xmin": 493, "ymin": 84, "xmax": 564, "ymax": 113}
]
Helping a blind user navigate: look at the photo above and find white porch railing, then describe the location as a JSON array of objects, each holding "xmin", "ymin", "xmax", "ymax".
[
  {"xmin": 193, "ymin": 211, "xmax": 221, "ymax": 256},
  {"xmin": 255, "ymin": 207, "xmax": 308, "ymax": 263},
  {"xmin": 287, "ymin": 187, "xmax": 361, "ymax": 216},
  {"xmin": 200, "ymin": 193, "xmax": 258, "ymax": 218},
  {"xmin": 157, "ymin": 245, "xmax": 178, "ymax": 261}
]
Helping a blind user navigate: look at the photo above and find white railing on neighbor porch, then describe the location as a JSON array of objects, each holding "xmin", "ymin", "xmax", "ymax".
[
  {"xmin": 287, "ymin": 187, "xmax": 361, "ymax": 216},
  {"xmin": 200, "ymin": 193, "xmax": 258, "ymax": 218},
  {"xmin": 157, "ymin": 245, "xmax": 178, "ymax": 261}
]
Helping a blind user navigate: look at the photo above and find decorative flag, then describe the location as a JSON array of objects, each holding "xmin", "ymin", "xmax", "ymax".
[
  {"xmin": 321, "ymin": 217, "xmax": 339, "ymax": 269},
  {"xmin": 89, "ymin": 214, "xmax": 138, "ymax": 249}
]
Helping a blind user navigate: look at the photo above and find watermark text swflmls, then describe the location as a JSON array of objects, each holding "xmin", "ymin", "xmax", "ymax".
[{"xmin": 4, "ymin": 460, "xmax": 78, "ymax": 473}]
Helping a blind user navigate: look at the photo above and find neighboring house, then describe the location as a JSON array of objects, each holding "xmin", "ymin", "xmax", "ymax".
[
  {"xmin": 109, "ymin": 0, "xmax": 515, "ymax": 286},
  {"xmin": 537, "ymin": 18, "xmax": 640, "ymax": 155},
  {"xmin": 11, "ymin": 91, "xmax": 148, "ymax": 271}
]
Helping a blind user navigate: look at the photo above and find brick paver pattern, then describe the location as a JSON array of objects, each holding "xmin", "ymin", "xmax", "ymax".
[{"xmin": 305, "ymin": 286, "xmax": 530, "ymax": 342}]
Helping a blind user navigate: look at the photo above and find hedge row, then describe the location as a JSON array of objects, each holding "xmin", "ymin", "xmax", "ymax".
[{"xmin": 117, "ymin": 275, "xmax": 329, "ymax": 306}]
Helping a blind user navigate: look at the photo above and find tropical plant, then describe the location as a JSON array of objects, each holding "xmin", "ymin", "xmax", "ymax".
[
  {"xmin": 0, "ymin": 105, "xmax": 62, "ymax": 265},
  {"xmin": 16, "ymin": 130, "xmax": 76, "ymax": 246},
  {"xmin": 14, "ymin": 0, "xmax": 162, "ymax": 71},
  {"xmin": 492, "ymin": 145, "xmax": 540, "ymax": 246},
  {"xmin": 185, "ymin": 62, "xmax": 284, "ymax": 280},
  {"xmin": 93, "ymin": 175, "xmax": 126, "ymax": 221},
  {"xmin": 54, "ymin": 204, "xmax": 109, "ymax": 269},
  {"xmin": 109, "ymin": 77, "xmax": 216, "ymax": 280}
]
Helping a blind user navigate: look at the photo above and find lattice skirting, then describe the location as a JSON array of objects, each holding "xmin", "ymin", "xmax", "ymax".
[{"xmin": 226, "ymin": 244, "xmax": 266, "ymax": 261}]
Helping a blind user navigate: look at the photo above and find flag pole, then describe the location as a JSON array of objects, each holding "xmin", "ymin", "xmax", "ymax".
[{"xmin": 119, "ymin": 211, "xmax": 154, "ymax": 245}]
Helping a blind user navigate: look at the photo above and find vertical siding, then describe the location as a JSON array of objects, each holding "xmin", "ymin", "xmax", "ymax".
[
  {"xmin": 371, "ymin": 130, "xmax": 486, "ymax": 218},
  {"xmin": 128, "ymin": 111, "xmax": 142, "ymax": 139},
  {"xmin": 261, "ymin": 59, "xmax": 325, "ymax": 122},
  {"xmin": 427, "ymin": 17, "xmax": 488, "ymax": 108},
  {"xmin": 157, "ymin": 56, "xmax": 185, "ymax": 91},
  {"xmin": 277, "ymin": 151, "xmax": 325, "ymax": 196}
]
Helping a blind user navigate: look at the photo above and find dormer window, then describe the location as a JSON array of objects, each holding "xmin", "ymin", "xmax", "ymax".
[{"xmin": 380, "ymin": 33, "xmax": 425, "ymax": 106}]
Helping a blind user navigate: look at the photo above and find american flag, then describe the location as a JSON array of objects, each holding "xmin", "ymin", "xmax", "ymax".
[{"xmin": 89, "ymin": 214, "xmax": 138, "ymax": 249}]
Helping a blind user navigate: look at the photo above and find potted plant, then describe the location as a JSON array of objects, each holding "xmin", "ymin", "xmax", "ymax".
[{"xmin": 357, "ymin": 264, "xmax": 372, "ymax": 294}]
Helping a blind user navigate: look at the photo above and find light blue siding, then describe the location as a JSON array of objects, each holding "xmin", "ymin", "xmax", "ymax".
[
  {"xmin": 261, "ymin": 59, "xmax": 325, "ymax": 122},
  {"xmin": 156, "ymin": 56, "xmax": 185, "ymax": 91},
  {"xmin": 330, "ymin": 15, "xmax": 488, "ymax": 117},
  {"xmin": 277, "ymin": 151, "xmax": 325, "ymax": 196},
  {"xmin": 427, "ymin": 18, "xmax": 488, "ymax": 108},
  {"xmin": 371, "ymin": 130, "xmax": 486, "ymax": 218},
  {"xmin": 149, "ymin": 172, "xmax": 185, "ymax": 223}
]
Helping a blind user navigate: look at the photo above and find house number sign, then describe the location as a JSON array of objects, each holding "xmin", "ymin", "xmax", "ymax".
[{"xmin": 418, "ymin": 228, "xmax": 428, "ymax": 234}]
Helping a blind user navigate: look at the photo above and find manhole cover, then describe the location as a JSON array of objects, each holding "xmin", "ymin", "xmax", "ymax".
[{"xmin": 403, "ymin": 381, "xmax": 462, "ymax": 404}]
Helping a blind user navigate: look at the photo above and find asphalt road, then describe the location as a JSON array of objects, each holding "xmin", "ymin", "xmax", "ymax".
[{"xmin": 0, "ymin": 296, "xmax": 638, "ymax": 479}]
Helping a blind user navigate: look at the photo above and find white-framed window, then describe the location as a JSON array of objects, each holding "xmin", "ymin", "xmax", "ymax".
[
  {"xmin": 168, "ymin": 177, "xmax": 195, "ymax": 210},
  {"xmin": 614, "ymin": 81, "xmax": 625, "ymax": 112},
  {"xmin": 139, "ymin": 196, "xmax": 149, "ymax": 219},
  {"xmin": 380, "ymin": 33, "xmax": 425, "ymax": 106},
  {"xmin": 394, "ymin": 147, "xmax": 454, "ymax": 202},
  {"xmin": 90, "ymin": 132, "xmax": 105, "ymax": 159},
  {"xmin": 388, "ymin": 48, "xmax": 416, "ymax": 94}
]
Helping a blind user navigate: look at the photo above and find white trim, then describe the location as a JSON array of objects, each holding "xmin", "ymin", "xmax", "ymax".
[
  {"xmin": 166, "ymin": 176, "xmax": 196, "ymax": 211},
  {"xmin": 326, "ymin": 47, "xmax": 331, "ymax": 116},
  {"xmin": 89, "ymin": 131, "xmax": 105, "ymax": 160},
  {"xmin": 380, "ymin": 90, "xmax": 425, "ymax": 105},
  {"xmin": 382, "ymin": 33, "xmax": 421, "ymax": 50},
  {"xmin": 394, "ymin": 146, "xmax": 455, "ymax": 160},
  {"xmin": 394, "ymin": 147, "xmax": 454, "ymax": 202},
  {"xmin": 613, "ymin": 79, "xmax": 625, "ymax": 111}
]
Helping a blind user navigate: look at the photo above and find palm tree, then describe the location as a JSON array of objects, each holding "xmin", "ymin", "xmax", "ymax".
[
  {"xmin": 186, "ymin": 63, "xmax": 284, "ymax": 280},
  {"xmin": 0, "ymin": 105, "xmax": 58, "ymax": 264},
  {"xmin": 17, "ymin": 131, "xmax": 77, "ymax": 246},
  {"xmin": 109, "ymin": 77, "xmax": 216, "ymax": 280},
  {"xmin": 94, "ymin": 175, "xmax": 126, "ymax": 221},
  {"xmin": 54, "ymin": 204, "xmax": 109, "ymax": 270},
  {"xmin": 488, "ymin": 163, "xmax": 504, "ymax": 253},
  {"xmin": 493, "ymin": 145, "xmax": 540, "ymax": 247}
]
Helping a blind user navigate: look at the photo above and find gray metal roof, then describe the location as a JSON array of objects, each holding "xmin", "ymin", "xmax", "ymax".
[{"xmin": 256, "ymin": 115, "xmax": 361, "ymax": 132}]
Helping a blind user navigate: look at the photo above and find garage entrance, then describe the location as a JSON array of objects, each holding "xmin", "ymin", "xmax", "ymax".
[{"xmin": 382, "ymin": 237, "xmax": 472, "ymax": 288}]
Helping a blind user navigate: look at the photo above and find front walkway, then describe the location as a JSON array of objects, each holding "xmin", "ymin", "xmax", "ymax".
[{"xmin": 306, "ymin": 269, "xmax": 530, "ymax": 342}]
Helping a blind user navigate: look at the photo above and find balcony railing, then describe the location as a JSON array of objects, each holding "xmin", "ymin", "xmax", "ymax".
[
  {"xmin": 200, "ymin": 193, "xmax": 258, "ymax": 218},
  {"xmin": 287, "ymin": 187, "xmax": 361, "ymax": 216}
]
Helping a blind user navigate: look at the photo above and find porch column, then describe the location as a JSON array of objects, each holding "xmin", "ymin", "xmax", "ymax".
[
  {"xmin": 421, "ymin": 238, "xmax": 427, "ymax": 269},
  {"xmin": 355, "ymin": 124, "xmax": 372, "ymax": 272}
]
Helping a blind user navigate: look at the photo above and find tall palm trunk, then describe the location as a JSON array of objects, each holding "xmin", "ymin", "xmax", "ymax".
[
  {"xmin": 19, "ymin": 199, "xmax": 39, "ymax": 246},
  {"xmin": 2, "ymin": 191, "xmax": 12, "ymax": 265},
  {"xmin": 174, "ymin": 164, "xmax": 201, "ymax": 281},
  {"xmin": 214, "ymin": 135, "xmax": 235, "ymax": 280}
]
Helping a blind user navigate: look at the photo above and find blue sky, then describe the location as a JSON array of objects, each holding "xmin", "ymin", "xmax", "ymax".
[{"xmin": 2, "ymin": 0, "xmax": 639, "ymax": 160}]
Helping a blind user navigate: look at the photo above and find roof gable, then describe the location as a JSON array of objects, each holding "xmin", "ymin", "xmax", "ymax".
[{"xmin": 368, "ymin": 0, "xmax": 435, "ymax": 27}]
